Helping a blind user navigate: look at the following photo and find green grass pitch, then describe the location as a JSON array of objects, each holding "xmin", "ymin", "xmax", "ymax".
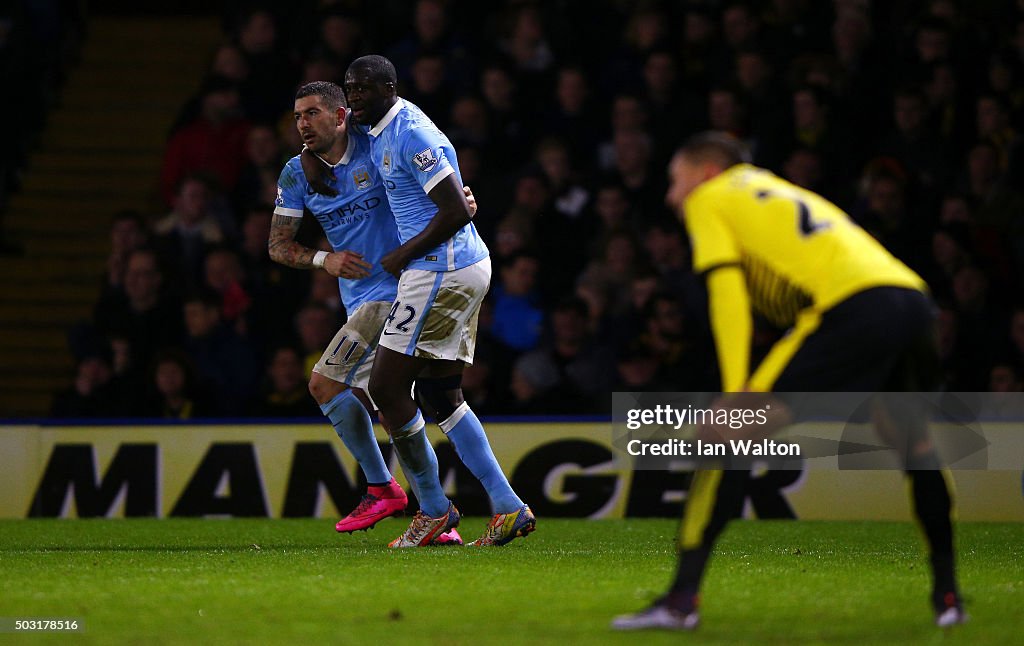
[{"xmin": 0, "ymin": 519, "xmax": 1021, "ymax": 645}]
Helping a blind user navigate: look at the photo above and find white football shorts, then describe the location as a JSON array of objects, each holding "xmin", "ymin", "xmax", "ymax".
[
  {"xmin": 312, "ymin": 300, "xmax": 392, "ymax": 390},
  {"xmin": 377, "ymin": 256, "xmax": 491, "ymax": 364}
]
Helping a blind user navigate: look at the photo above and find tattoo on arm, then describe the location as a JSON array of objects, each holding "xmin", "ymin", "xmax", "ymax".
[{"xmin": 268, "ymin": 214, "xmax": 318, "ymax": 269}]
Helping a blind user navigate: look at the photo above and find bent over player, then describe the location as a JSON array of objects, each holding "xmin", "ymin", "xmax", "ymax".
[
  {"xmin": 271, "ymin": 81, "xmax": 468, "ymax": 543},
  {"xmin": 613, "ymin": 133, "xmax": 964, "ymax": 631}
]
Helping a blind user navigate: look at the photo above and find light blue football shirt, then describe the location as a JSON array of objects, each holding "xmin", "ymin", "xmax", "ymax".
[
  {"xmin": 366, "ymin": 99, "xmax": 489, "ymax": 272},
  {"xmin": 274, "ymin": 128, "xmax": 399, "ymax": 311}
]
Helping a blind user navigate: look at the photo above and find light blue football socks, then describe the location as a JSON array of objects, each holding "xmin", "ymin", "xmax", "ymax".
[
  {"xmin": 391, "ymin": 409, "xmax": 450, "ymax": 518},
  {"xmin": 320, "ymin": 389, "xmax": 391, "ymax": 485},
  {"xmin": 442, "ymin": 402, "xmax": 523, "ymax": 514}
]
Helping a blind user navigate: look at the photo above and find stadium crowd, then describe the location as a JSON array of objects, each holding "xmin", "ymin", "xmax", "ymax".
[{"xmin": 57, "ymin": 0, "xmax": 1024, "ymax": 418}]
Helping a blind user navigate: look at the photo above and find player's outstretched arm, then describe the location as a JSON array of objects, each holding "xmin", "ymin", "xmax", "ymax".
[
  {"xmin": 268, "ymin": 214, "xmax": 370, "ymax": 278},
  {"xmin": 380, "ymin": 175, "xmax": 473, "ymax": 277}
]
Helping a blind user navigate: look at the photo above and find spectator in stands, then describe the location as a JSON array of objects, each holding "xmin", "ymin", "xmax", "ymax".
[
  {"xmin": 643, "ymin": 222, "xmax": 689, "ymax": 286},
  {"xmin": 491, "ymin": 212, "xmax": 533, "ymax": 267},
  {"xmin": 51, "ymin": 350, "xmax": 116, "ymax": 418},
  {"xmin": 233, "ymin": 124, "xmax": 283, "ymax": 213},
  {"xmin": 461, "ymin": 342, "xmax": 505, "ymax": 414},
  {"xmin": 638, "ymin": 291, "xmax": 712, "ymax": 390},
  {"xmin": 644, "ymin": 48, "xmax": 693, "ymax": 167},
  {"xmin": 100, "ymin": 210, "xmax": 148, "ymax": 303},
  {"xmin": 606, "ymin": 7, "xmax": 669, "ymax": 87},
  {"xmin": 479, "ymin": 62, "xmax": 527, "ymax": 170},
  {"xmin": 143, "ymin": 350, "xmax": 212, "ymax": 419},
  {"xmin": 614, "ymin": 341, "xmax": 670, "ymax": 391},
  {"xmin": 404, "ymin": 52, "xmax": 453, "ymax": 127},
  {"xmin": 707, "ymin": 84, "xmax": 749, "ymax": 147},
  {"xmin": 925, "ymin": 61, "xmax": 971, "ymax": 153},
  {"xmin": 238, "ymin": 204, "xmax": 274, "ymax": 290},
  {"xmin": 535, "ymin": 137, "xmax": 590, "ymax": 221},
  {"xmin": 309, "ymin": 9, "xmax": 364, "ymax": 71},
  {"xmin": 237, "ymin": 205, "xmax": 309, "ymax": 349},
  {"xmin": 182, "ymin": 290, "xmax": 260, "ymax": 416},
  {"xmin": 590, "ymin": 181, "xmax": 634, "ymax": 235},
  {"xmin": 607, "ymin": 269, "xmax": 661, "ymax": 345},
  {"xmin": 202, "ymin": 247, "xmax": 251, "ymax": 330},
  {"xmin": 961, "ymin": 140, "xmax": 1024, "ymax": 235},
  {"xmin": 926, "ymin": 222, "xmax": 974, "ymax": 298},
  {"xmin": 782, "ymin": 147, "xmax": 828, "ymax": 196},
  {"xmin": 490, "ymin": 252, "xmax": 543, "ymax": 352},
  {"xmin": 447, "ymin": 94, "xmax": 490, "ymax": 148},
  {"xmin": 851, "ymin": 162, "xmax": 924, "ymax": 266},
  {"xmin": 597, "ymin": 94, "xmax": 648, "ymax": 171},
  {"xmin": 169, "ymin": 43, "xmax": 253, "ymax": 134},
  {"xmin": 542, "ymin": 66, "xmax": 601, "ymax": 169},
  {"xmin": 534, "ymin": 139, "xmax": 592, "ymax": 296},
  {"xmin": 498, "ymin": 2, "xmax": 556, "ymax": 100},
  {"xmin": 989, "ymin": 361, "xmax": 1023, "ymax": 393},
  {"xmin": 251, "ymin": 346, "xmax": 321, "ymax": 417},
  {"xmin": 578, "ymin": 230, "xmax": 643, "ymax": 320},
  {"xmin": 735, "ymin": 48, "xmax": 787, "ymax": 163},
  {"xmin": 513, "ymin": 297, "xmax": 614, "ymax": 413},
  {"xmin": 678, "ymin": 5, "xmax": 718, "ymax": 91},
  {"xmin": 877, "ymin": 87, "xmax": 952, "ymax": 189},
  {"xmin": 93, "ymin": 248, "xmax": 183, "ymax": 371},
  {"xmin": 308, "ymin": 270, "xmax": 343, "ymax": 316},
  {"xmin": 294, "ymin": 303, "xmax": 338, "ymax": 376},
  {"xmin": 233, "ymin": 8, "xmax": 294, "ymax": 122},
  {"xmin": 788, "ymin": 84, "xmax": 855, "ymax": 187},
  {"xmin": 160, "ymin": 75, "xmax": 251, "ymax": 206},
  {"xmin": 607, "ymin": 128, "xmax": 667, "ymax": 221},
  {"xmin": 951, "ymin": 264, "xmax": 1003, "ymax": 388},
  {"xmin": 388, "ymin": 0, "xmax": 471, "ymax": 89},
  {"xmin": 153, "ymin": 175, "xmax": 227, "ymax": 288},
  {"xmin": 722, "ymin": 2, "xmax": 762, "ymax": 53},
  {"xmin": 106, "ymin": 331, "xmax": 145, "ymax": 416}
]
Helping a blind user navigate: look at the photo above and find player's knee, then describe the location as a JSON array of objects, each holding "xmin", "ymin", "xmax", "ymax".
[
  {"xmin": 377, "ymin": 410, "xmax": 393, "ymax": 435},
  {"xmin": 416, "ymin": 375, "xmax": 464, "ymax": 422},
  {"xmin": 367, "ymin": 378, "xmax": 392, "ymax": 411},
  {"xmin": 308, "ymin": 371, "xmax": 345, "ymax": 405}
]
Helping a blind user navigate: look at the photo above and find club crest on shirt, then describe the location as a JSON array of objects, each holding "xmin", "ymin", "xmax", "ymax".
[
  {"xmin": 352, "ymin": 165, "xmax": 371, "ymax": 190},
  {"xmin": 413, "ymin": 147, "xmax": 438, "ymax": 172},
  {"xmin": 382, "ymin": 149, "xmax": 392, "ymax": 175}
]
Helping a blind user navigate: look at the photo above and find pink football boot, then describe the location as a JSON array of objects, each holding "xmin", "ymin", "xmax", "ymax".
[{"xmin": 335, "ymin": 478, "xmax": 408, "ymax": 533}]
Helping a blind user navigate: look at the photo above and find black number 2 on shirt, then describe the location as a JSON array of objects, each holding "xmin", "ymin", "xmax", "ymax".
[{"xmin": 756, "ymin": 189, "xmax": 830, "ymax": 237}]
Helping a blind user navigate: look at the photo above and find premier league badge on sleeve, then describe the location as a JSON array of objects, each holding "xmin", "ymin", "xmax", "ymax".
[
  {"xmin": 275, "ymin": 185, "xmax": 284, "ymax": 206},
  {"xmin": 413, "ymin": 147, "xmax": 438, "ymax": 172}
]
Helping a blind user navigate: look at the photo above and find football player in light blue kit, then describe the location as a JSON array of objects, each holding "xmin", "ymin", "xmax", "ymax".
[
  {"xmin": 270, "ymin": 81, "xmax": 466, "ymax": 543},
  {"xmin": 344, "ymin": 55, "xmax": 535, "ymax": 548}
]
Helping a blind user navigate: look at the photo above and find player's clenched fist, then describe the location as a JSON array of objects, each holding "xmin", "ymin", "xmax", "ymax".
[
  {"xmin": 324, "ymin": 250, "xmax": 372, "ymax": 279},
  {"xmin": 379, "ymin": 247, "xmax": 413, "ymax": 278}
]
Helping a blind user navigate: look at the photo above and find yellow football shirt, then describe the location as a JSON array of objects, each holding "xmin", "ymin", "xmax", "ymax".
[
  {"xmin": 684, "ymin": 164, "xmax": 925, "ymax": 327},
  {"xmin": 681, "ymin": 164, "xmax": 926, "ymax": 391}
]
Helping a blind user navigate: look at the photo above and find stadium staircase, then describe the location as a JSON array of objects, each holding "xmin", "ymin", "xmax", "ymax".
[{"xmin": 0, "ymin": 17, "xmax": 221, "ymax": 417}]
